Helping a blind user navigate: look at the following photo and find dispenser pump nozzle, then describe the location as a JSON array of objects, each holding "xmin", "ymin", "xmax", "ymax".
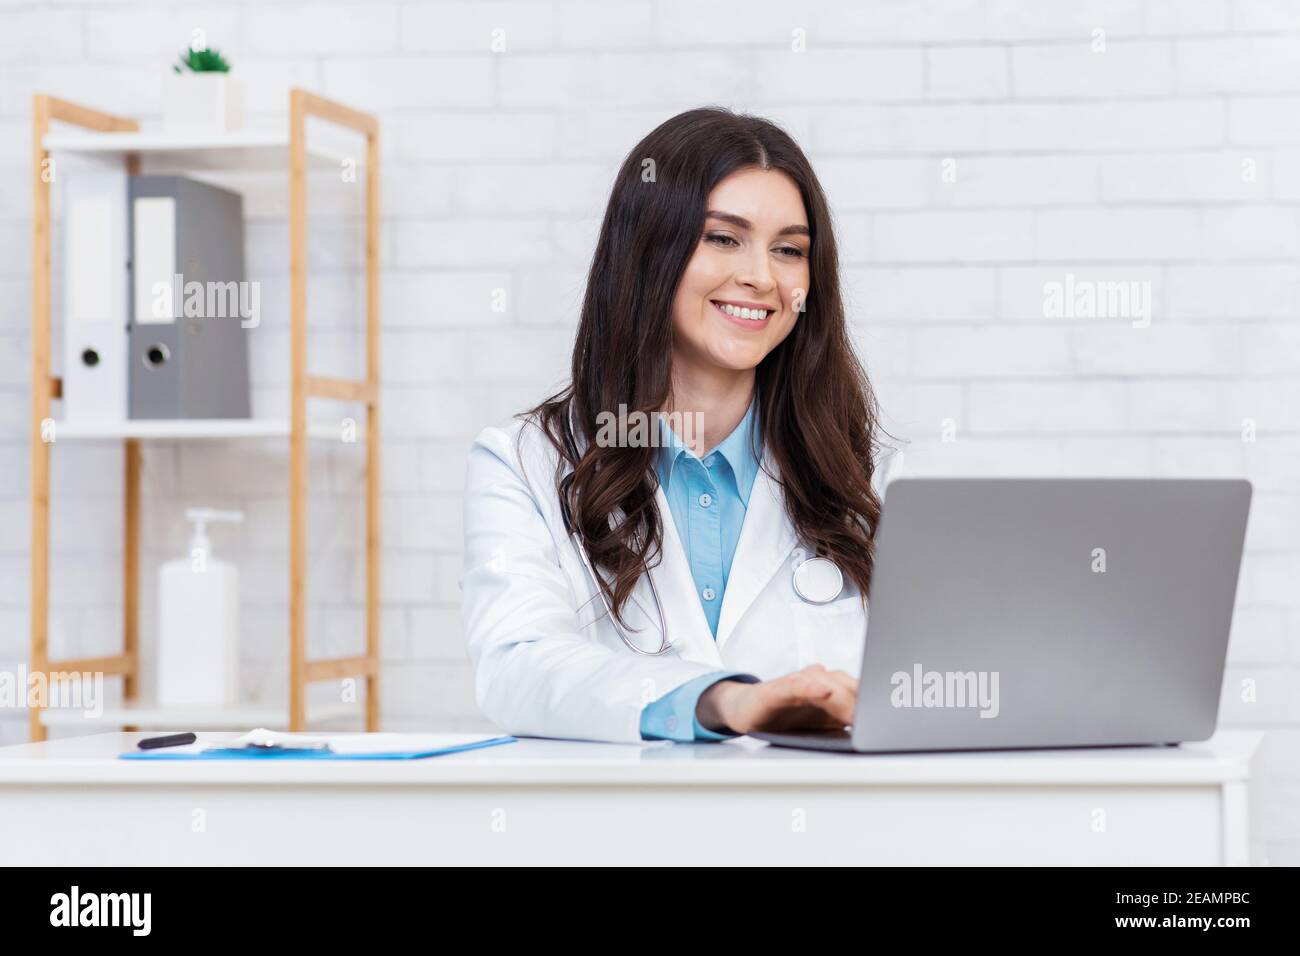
[{"xmin": 184, "ymin": 507, "xmax": 244, "ymax": 561}]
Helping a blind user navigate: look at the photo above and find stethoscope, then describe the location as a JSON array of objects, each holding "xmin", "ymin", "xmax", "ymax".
[
  {"xmin": 560, "ymin": 469, "xmax": 675, "ymax": 657},
  {"xmin": 557, "ymin": 420, "xmax": 845, "ymax": 657},
  {"xmin": 789, "ymin": 549, "xmax": 846, "ymax": 605}
]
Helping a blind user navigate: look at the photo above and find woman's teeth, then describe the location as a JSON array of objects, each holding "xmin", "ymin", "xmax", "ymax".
[{"xmin": 716, "ymin": 302, "xmax": 769, "ymax": 321}]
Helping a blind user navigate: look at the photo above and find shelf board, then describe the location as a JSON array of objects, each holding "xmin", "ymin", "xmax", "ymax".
[
  {"xmin": 51, "ymin": 418, "xmax": 363, "ymax": 442},
  {"xmin": 39, "ymin": 699, "xmax": 361, "ymax": 730},
  {"xmin": 43, "ymin": 127, "xmax": 358, "ymax": 170}
]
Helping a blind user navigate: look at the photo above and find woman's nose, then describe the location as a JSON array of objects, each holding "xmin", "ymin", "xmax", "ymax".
[{"xmin": 736, "ymin": 248, "xmax": 776, "ymax": 292}]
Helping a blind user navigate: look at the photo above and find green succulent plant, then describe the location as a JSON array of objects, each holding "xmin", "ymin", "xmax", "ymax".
[{"xmin": 173, "ymin": 47, "xmax": 231, "ymax": 74}]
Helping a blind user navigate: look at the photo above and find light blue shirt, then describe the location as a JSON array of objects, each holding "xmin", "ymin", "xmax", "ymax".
[{"xmin": 638, "ymin": 401, "xmax": 762, "ymax": 742}]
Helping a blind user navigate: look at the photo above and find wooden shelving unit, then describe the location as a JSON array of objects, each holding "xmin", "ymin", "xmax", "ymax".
[{"xmin": 28, "ymin": 90, "xmax": 382, "ymax": 741}]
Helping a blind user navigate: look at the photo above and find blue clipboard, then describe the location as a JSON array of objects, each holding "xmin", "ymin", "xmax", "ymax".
[{"xmin": 120, "ymin": 735, "xmax": 517, "ymax": 761}]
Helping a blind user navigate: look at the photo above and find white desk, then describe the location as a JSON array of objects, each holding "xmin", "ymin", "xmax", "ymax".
[{"xmin": 0, "ymin": 731, "xmax": 1262, "ymax": 865}]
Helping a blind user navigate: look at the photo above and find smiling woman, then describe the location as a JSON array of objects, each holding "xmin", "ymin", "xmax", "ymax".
[
  {"xmin": 461, "ymin": 107, "xmax": 899, "ymax": 744},
  {"xmin": 674, "ymin": 170, "xmax": 811, "ymax": 373}
]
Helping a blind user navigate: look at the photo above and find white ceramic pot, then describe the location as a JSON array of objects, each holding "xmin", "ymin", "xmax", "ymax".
[{"xmin": 162, "ymin": 72, "xmax": 244, "ymax": 132}]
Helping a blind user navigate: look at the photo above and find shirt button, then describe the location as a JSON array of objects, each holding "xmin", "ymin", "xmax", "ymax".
[
  {"xmin": 702, "ymin": 586, "xmax": 716, "ymax": 601},
  {"xmin": 703, "ymin": 454, "xmax": 716, "ymax": 467},
  {"xmin": 698, "ymin": 492, "xmax": 713, "ymax": 508},
  {"xmin": 666, "ymin": 715, "xmax": 678, "ymax": 732}
]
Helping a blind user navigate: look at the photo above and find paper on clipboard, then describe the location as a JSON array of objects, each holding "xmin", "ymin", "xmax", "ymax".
[
  {"xmin": 234, "ymin": 728, "xmax": 509, "ymax": 755},
  {"xmin": 120, "ymin": 728, "xmax": 516, "ymax": 760}
]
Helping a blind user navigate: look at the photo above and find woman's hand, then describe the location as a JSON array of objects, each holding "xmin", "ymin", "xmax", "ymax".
[{"xmin": 696, "ymin": 665, "xmax": 858, "ymax": 736}]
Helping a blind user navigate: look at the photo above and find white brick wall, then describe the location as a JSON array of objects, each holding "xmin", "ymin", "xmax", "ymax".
[{"xmin": 0, "ymin": 0, "xmax": 1296, "ymax": 863}]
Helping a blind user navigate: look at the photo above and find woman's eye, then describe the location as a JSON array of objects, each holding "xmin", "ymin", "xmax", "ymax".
[
  {"xmin": 775, "ymin": 245, "xmax": 806, "ymax": 259},
  {"xmin": 705, "ymin": 233, "xmax": 739, "ymax": 248}
]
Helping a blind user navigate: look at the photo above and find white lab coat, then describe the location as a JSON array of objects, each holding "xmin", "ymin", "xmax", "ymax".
[{"xmin": 461, "ymin": 416, "xmax": 902, "ymax": 743}]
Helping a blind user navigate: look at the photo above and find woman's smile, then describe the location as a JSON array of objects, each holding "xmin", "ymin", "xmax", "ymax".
[{"xmin": 710, "ymin": 298, "xmax": 776, "ymax": 329}]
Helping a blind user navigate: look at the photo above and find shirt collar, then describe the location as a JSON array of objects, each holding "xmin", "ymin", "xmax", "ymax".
[{"xmin": 653, "ymin": 398, "xmax": 762, "ymax": 503}]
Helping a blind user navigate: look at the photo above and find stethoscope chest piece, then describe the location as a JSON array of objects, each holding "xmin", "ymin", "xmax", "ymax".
[{"xmin": 792, "ymin": 553, "xmax": 844, "ymax": 605}]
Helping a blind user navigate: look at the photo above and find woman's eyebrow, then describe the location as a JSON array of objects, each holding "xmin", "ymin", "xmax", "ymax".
[{"xmin": 705, "ymin": 210, "xmax": 810, "ymax": 238}]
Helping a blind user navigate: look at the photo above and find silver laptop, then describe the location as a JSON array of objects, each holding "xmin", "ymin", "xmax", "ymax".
[{"xmin": 754, "ymin": 478, "xmax": 1252, "ymax": 753}]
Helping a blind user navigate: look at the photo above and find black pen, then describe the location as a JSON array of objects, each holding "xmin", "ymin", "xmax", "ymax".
[{"xmin": 137, "ymin": 732, "xmax": 197, "ymax": 750}]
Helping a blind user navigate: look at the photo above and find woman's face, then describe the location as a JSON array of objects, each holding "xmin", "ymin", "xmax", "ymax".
[{"xmin": 670, "ymin": 166, "xmax": 811, "ymax": 375}]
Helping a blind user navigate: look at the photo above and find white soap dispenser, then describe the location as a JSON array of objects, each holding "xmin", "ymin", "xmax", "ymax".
[{"xmin": 157, "ymin": 507, "xmax": 243, "ymax": 707}]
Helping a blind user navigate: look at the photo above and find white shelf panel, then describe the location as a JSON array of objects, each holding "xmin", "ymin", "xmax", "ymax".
[
  {"xmin": 51, "ymin": 419, "xmax": 362, "ymax": 442},
  {"xmin": 39, "ymin": 700, "xmax": 361, "ymax": 730},
  {"xmin": 55, "ymin": 418, "xmax": 286, "ymax": 439},
  {"xmin": 43, "ymin": 127, "xmax": 357, "ymax": 170}
]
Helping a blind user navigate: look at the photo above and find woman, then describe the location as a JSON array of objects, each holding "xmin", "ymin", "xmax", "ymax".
[{"xmin": 462, "ymin": 107, "xmax": 900, "ymax": 744}]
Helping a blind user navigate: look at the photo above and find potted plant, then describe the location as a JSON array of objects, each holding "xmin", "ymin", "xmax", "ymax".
[{"xmin": 162, "ymin": 46, "xmax": 244, "ymax": 133}]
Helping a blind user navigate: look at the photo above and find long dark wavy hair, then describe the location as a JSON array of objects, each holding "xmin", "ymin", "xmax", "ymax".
[{"xmin": 524, "ymin": 106, "xmax": 884, "ymax": 629}]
